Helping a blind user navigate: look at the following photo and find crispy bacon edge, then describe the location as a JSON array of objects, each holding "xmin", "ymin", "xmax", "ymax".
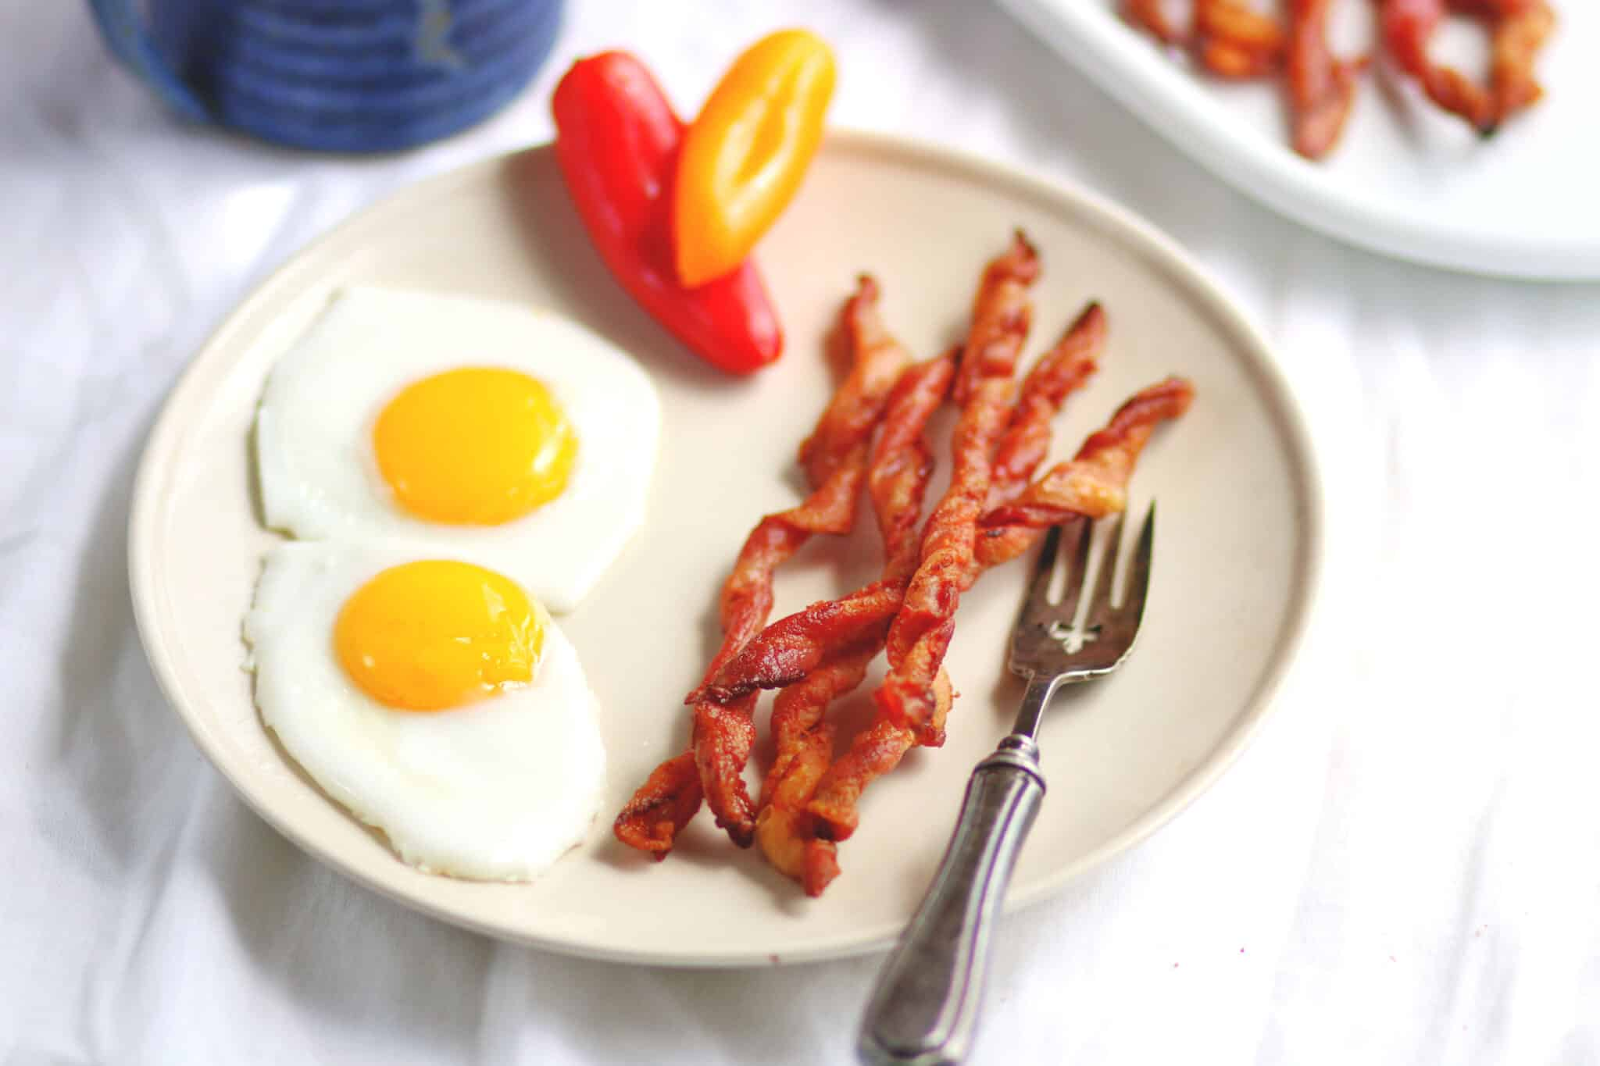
[{"xmin": 613, "ymin": 277, "xmax": 910, "ymax": 856}]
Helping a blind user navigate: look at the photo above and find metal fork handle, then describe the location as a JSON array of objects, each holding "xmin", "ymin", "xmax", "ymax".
[{"xmin": 858, "ymin": 734, "xmax": 1045, "ymax": 1066}]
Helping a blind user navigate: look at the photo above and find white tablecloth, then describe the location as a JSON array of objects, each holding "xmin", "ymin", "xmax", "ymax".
[{"xmin": 4, "ymin": 2, "xmax": 1598, "ymax": 1063}]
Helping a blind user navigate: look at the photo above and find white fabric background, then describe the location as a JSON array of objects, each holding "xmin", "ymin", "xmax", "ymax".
[{"xmin": 4, "ymin": 2, "xmax": 1598, "ymax": 1063}]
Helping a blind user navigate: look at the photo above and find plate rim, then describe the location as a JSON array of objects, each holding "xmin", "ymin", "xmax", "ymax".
[
  {"xmin": 128, "ymin": 128, "xmax": 1326, "ymax": 967},
  {"xmin": 995, "ymin": 0, "xmax": 1600, "ymax": 281}
]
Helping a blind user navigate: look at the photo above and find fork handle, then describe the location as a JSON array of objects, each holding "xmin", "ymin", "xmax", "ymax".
[{"xmin": 858, "ymin": 734, "xmax": 1045, "ymax": 1066}]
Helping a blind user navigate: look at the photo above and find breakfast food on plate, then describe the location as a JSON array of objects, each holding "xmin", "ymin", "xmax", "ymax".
[
  {"xmin": 617, "ymin": 231, "xmax": 1193, "ymax": 895},
  {"xmin": 553, "ymin": 33, "xmax": 837, "ymax": 374},
  {"xmin": 1379, "ymin": 0, "xmax": 1554, "ymax": 134},
  {"xmin": 1286, "ymin": 0, "xmax": 1366, "ymax": 159},
  {"xmin": 1120, "ymin": 0, "xmax": 1555, "ymax": 158},
  {"xmin": 552, "ymin": 50, "xmax": 783, "ymax": 376},
  {"xmin": 673, "ymin": 30, "xmax": 836, "ymax": 287},
  {"xmin": 1195, "ymin": 0, "xmax": 1285, "ymax": 78},
  {"xmin": 254, "ymin": 286, "xmax": 660, "ymax": 613},
  {"xmin": 245, "ymin": 545, "xmax": 606, "ymax": 881},
  {"xmin": 247, "ymin": 286, "xmax": 660, "ymax": 879}
]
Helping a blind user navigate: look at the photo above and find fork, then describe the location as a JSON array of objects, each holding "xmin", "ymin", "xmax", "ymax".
[{"xmin": 858, "ymin": 506, "xmax": 1157, "ymax": 1066}]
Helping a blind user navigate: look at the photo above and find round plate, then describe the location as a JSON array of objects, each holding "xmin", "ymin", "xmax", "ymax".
[{"xmin": 129, "ymin": 131, "xmax": 1322, "ymax": 966}]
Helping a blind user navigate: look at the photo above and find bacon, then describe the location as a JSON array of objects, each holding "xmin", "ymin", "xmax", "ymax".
[
  {"xmin": 754, "ymin": 351, "xmax": 957, "ymax": 886},
  {"xmin": 1287, "ymin": 0, "xmax": 1366, "ymax": 159},
  {"xmin": 614, "ymin": 278, "xmax": 911, "ymax": 855},
  {"xmin": 699, "ymin": 377, "xmax": 1192, "ymax": 709},
  {"xmin": 615, "ymin": 454, "xmax": 866, "ymax": 855},
  {"xmin": 974, "ymin": 304, "xmax": 1108, "ymax": 572},
  {"xmin": 612, "ymin": 751, "xmax": 702, "ymax": 855},
  {"xmin": 1379, "ymin": 0, "xmax": 1554, "ymax": 134},
  {"xmin": 1122, "ymin": 0, "xmax": 1286, "ymax": 77},
  {"xmin": 871, "ymin": 351, "xmax": 960, "ymax": 579},
  {"xmin": 981, "ymin": 377, "xmax": 1196, "ymax": 532},
  {"xmin": 800, "ymin": 670, "xmax": 953, "ymax": 895},
  {"xmin": 955, "ymin": 232, "xmax": 1040, "ymax": 404},
  {"xmin": 879, "ymin": 233, "xmax": 1039, "ymax": 746},
  {"xmin": 681, "ymin": 363, "xmax": 1189, "ymax": 893},
  {"xmin": 1196, "ymin": 0, "xmax": 1285, "ymax": 79},
  {"xmin": 692, "ymin": 579, "xmax": 905, "ymax": 703},
  {"xmin": 801, "ymin": 379, "xmax": 1192, "ymax": 861},
  {"xmin": 700, "ymin": 301, "xmax": 1103, "ymax": 705},
  {"xmin": 800, "ymin": 276, "xmax": 920, "ymax": 488},
  {"xmin": 989, "ymin": 303, "xmax": 1106, "ymax": 505},
  {"xmin": 693, "ymin": 278, "xmax": 915, "ymax": 846},
  {"xmin": 1485, "ymin": 0, "xmax": 1555, "ymax": 121},
  {"xmin": 754, "ymin": 640, "xmax": 875, "ymax": 885}
]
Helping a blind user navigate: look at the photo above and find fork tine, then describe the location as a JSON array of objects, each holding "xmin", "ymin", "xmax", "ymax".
[
  {"xmin": 1085, "ymin": 513, "xmax": 1125, "ymax": 620},
  {"xmin": 1116, "ymin": 502, "xmax": 1156, "ymax": 623},
  {"xmin": 1055, "ymin": 517, "xmax": 1094, "ymax": 620}
]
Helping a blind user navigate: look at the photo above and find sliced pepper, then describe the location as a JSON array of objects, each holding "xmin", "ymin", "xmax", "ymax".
[
  {"xmin": 551, "ymin": 52, "xmax": 783, "ymax": 375},
  {"xmin": 674, "ymin": 30, "xmax": 836, "ymax": 288}
]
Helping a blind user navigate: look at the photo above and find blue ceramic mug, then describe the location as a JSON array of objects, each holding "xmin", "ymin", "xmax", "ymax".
[{"xmin": 88, "ymin": 0, "xmax": 563, "ymax": 152}]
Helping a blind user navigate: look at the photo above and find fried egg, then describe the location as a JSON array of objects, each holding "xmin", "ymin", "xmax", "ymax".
[
  {"xmin": 244, "ymin": 543, "xmax": 606, "ymax": 881},
  {"xmin": 255, "ymin": 287, "xmax": 660, "ymax": 612}
]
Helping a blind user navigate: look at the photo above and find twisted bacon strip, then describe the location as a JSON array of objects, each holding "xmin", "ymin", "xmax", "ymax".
[
  {"xmin": 806, "ymin": 376, "xmax": 1195, "ymax": 857},
  {"xmin": 1288, "ymin": 0, "xmax": 1366, "ymax": 158},
  {"xmin": 1379, "ymin": 0, "xmax": 1555, "ymax": 134},
  {"xmin": 801, "ymin": 276, "xmax": 923, "ymax": 487},
  {"xmin": 755, "ymin": 351, "xmax": 957, "ymax": 888},
  {"xmin": 878, "ymin": 231, "xmax": 1039, "ymax": 747},
  {"xmin": 614, "ymin": 277, "xmax": 910, "ymax": 855}
]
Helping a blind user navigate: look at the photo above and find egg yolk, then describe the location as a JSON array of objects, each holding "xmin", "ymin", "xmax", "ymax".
[
  {"xmin": 334, "ymin": 560, "xmax": 543, "ymax": 711},
  {"xmin": 373, "ymin": 367, "xmax": 577, "ymax": 525}
]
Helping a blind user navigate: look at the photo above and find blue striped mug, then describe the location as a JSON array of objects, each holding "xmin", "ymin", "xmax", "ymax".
[{"xmin": 88, "ymin": 0, "xmax": 563, "ymax": 152}]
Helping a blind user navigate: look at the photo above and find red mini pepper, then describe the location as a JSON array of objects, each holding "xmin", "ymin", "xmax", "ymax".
[{"xmin": 551, "ymin": 52, "xmax": 783, "ymax": 376}]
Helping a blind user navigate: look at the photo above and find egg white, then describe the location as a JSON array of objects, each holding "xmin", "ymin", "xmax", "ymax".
[
  {"xmin": 255, "ymin": 287, "xmax": 660, "ymax": 613},
  {"xmin": 244, "ymin": 543, "xmax": 607, "ymax": 882}
]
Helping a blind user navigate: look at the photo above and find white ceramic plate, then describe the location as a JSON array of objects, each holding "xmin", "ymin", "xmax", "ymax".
[
  {"xmin": 129, "ymin": 131, "xmax": 1321, "ymax": 967},
  {"xmin": 997, "ymin": 0, "xmax": 1600, "ymax": 280}
]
